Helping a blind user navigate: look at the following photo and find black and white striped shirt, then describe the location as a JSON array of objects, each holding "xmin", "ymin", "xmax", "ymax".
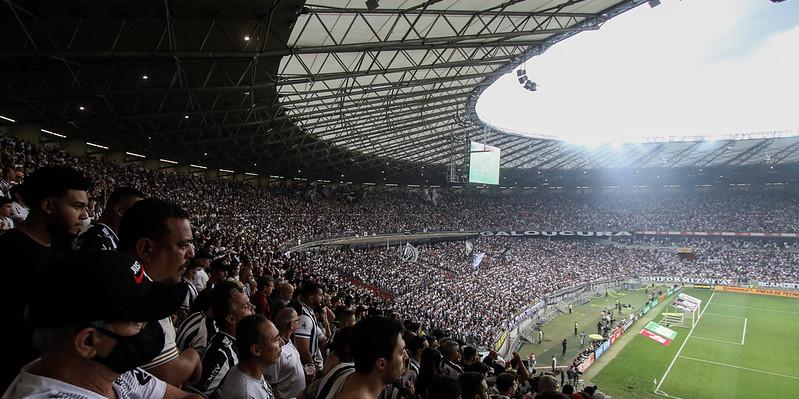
[
  {"xmin": 402, "ymin": 357, "xmax": 420, "ymax": 386},
  {"xmin": 304, "ymin": 362, "xmax": 355, "ymax": 399},
  {"xmin": 176, "ymin": 311, "xmax": 217, "ymax": 357},
  {"xmin": 72, "ymin": 223, "xmax": 118, "ymax": 251},
  {"xmin": 294, "ymin": 302, "xmax": 323, "ymax": 370},
  {"xmin": 192, "ymin": 331, "xmax": 237, "ymax": 397},
  {"xmin": 181, "ymin": 277, "xmax": 199, "ymax": 311}
]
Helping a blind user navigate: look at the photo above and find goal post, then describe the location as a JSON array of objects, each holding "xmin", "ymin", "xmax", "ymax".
[{"xmin": 660, "ymin": 293, "xmax": 702, "ymax": 328}]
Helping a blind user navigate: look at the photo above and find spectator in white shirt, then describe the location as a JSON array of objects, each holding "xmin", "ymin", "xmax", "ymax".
[
  {"xmin": 217, "ymin": 314, "xmax": 282, "ymax": 399},
  {"xmin": 265, "ymin": 308, "xmax": 306, "ymax": 399}
]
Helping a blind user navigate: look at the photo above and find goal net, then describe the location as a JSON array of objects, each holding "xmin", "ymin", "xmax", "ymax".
[{"xmin": 660, "ymin": 293, "xmax": 702, "ymax": 328}]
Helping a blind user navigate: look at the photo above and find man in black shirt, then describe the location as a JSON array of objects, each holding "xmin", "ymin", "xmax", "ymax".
[{"xmin": 0, "ymin": 166, "xmax": 92, "ymax": 388}]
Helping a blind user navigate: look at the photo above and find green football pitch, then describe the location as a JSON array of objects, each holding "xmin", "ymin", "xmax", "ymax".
[{"xmin": 588, "ymin": 288, "xmax": 799, "ymax": 398}]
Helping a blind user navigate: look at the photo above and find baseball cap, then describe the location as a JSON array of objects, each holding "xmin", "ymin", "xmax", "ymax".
[{"xmin": 27, "ymin": 251, "xmax": 188, "ymax": 328}]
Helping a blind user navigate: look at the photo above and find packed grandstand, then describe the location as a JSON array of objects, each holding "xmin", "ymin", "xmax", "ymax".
[
  {"xmin": 2, "ymin": 135, "xmax": 797, "ymax": 380},
  {"xmin": 2, "ymin": 0, "xmax": 798, "ymax": 398}
]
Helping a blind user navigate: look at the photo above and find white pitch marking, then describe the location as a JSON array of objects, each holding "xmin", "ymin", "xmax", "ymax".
[
  {"xmin": 655, "ymin": 291, "xmax": 715, "ymax": 395},
  {"xmin": 702, "ymin": 312, "xmax": 746, "ymax": 320},
  {"xmin": 679, "ymin": 356, "xmax": 799, "ymax": 381},
  {"xmin": 709, "ymin": 303, "xmax": 799, "ymax": 315},
  {"xmin": 741, "ymin": 317, "xmax": 747, "ymax": 345},
  {"xmin": 690, "ymin": 336, "xmax": 742, "ymax": 345}
]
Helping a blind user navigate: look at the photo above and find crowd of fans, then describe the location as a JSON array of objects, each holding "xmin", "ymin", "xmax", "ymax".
[{"xmin": 1, "ymin": 134, "xmax": 798, "ymax": 399}]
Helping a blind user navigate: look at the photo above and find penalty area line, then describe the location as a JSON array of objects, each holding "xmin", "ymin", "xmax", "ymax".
[
  {"xmin": 654, "ymin": 389, "xmax": 685, "ymax": 399},
  {"xmin": 654, "ymin": 291, "xmax": 715, "ymax": 395},
  {"xmin": 679, "ymin": 355, "xmax": 799, "ymax": 381},
  {"xmin": 690, "ymin": 336, "xmax": 742, "ymax": 345}
]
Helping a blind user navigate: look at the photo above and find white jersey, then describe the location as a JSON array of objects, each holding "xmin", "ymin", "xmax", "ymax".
[
  {"xmin": 214, "ymin": 366, "xmax": 274, "ymax": 399},
  {"xmin": 10, "ymin": 202, "xmax": 27, "ymax": 221},
  {"xmin": 264, "ymin": 340, "xmax": 306, "ymax": 399},
  {"xmin": 0, "ymin": 216, "xmax": 13, "ymax": 231},
  {"xmin": 2, "ymin": 361, "xmax": 165, "ymax": 399}
]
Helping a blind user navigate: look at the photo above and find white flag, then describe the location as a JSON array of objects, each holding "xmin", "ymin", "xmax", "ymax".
[
  {"xmin": 431, "ymin": 188, "xmax": 443, "ymax": 206},
  {"xmin": 401, "ymin": 243, "xmax": 419, "ymax": 263},
  {"xmin": 472, "ymin": 251, "xmax": 486, "ymax": 270}
]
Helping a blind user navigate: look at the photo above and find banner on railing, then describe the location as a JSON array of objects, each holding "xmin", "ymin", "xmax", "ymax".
[
  {"xmin": 577, "ymin": 353, "xmax": 594, "ymax": 373},
  {"xmin": 480, "ymin": 230, "xmax": 633, "ymax": 238},
  {"xmin": 757, "ymin": 281, "xmax": 799, "ymax": 290},
  {"xmin": 634, "ymin": 230, "xmax": 799, "ymax": 238},
  {"xmin": 622, "ymin": 313, "xmax": 638, "ymax": 331},
  {"xmin": 594, "ymin": 340, "xmax": 611, "ymax": 359},
  {"xmin": 642, "ymin": 276, "xmax": 734, "ymax": 286},
  {"xmin": 495, "ymin": 331, "xmax": 507, "ymax": 352},
  {"xmin": 715, "ymin": 285, "xmax": 799, "ymax": 298},
  {"xmin": 480, "ymin": 230, "xmax": 799, "ymax": 239},
  {"xmin": 609, "ymin": 326, "xmax": 623, "ymax": 344}
]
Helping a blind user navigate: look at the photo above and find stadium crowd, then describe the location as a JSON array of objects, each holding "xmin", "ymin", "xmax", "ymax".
[{"xmin": 1, "ymin": 134, "xmax": 797, "ymax": 399}]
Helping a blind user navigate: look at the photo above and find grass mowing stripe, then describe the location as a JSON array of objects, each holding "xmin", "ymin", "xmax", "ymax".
[
  {"xmin": 690, "ymin": 336, "xmax": 743, "ymax": 345},
  {"xmin": 594, "ymin": 289, "xmax": 799, "ymax": 398},
  {"xmin": 702, "ymin": 312, "xmax": 746, "ymax": 319},
  {"xmin": 654, "ymin": 291, "xmax": 715, "ymax": 395},
  {"xmin": 678, "ymin": 355, "xmax": 799, "ymax": 381},
  {"xmin": 709, "ymin": 303, "xmax": 799, "ymax": 314}
]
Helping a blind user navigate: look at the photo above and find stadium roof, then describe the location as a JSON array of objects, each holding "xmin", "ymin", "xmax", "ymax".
[{"xmin": 1, "ymin": 0, "xmax": 797, "ymax": 185}]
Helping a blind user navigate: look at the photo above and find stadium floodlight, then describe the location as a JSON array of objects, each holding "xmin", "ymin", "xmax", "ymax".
[
  {"xmin": 365, "ymin": 0, "xmax": 379, "ymax": 11},
  {"xmin": 86, "ymin": 142, "xmax": 109, "ymax": 150},
  {"xmin": 41, "ymin": 129, "xmax": 66, "ymax": 138},
  {"xmin": 648, "ymin": 0, "xmax": 660, "ymax": 7}
]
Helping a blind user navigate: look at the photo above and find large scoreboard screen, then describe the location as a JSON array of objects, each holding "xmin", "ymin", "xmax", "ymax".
[{"xmin": 469, "ymin": 141, "xmax": 500, "ymax": 185}]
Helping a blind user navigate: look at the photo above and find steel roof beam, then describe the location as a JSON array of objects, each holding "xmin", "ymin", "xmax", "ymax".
[
  {"xmin": 1, "ymin": 40, "xmax": 540, "ymax": 59},
  {"xmin": 503, "ymin": 141, "xmax": 559, "ymax": 168},
  {"xmin": 689, "ymin": 140, "xmax": 735, "ymax": 167},
  {"xmin": 769, "ymin": 141, "xmax": 799, "ymax": 164},
  {"xmin": 304, "ymin": 6, "xmax": 596, "ymax": 18},
  {"xmin": 723, "ymin": 139, "xmax": 773, "ymax": 166}
]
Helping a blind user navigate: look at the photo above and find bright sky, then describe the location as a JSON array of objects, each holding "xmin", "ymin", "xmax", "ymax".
[{"xmin": 475, "ymin": 0, "xmax": 799, "ymax": 144}]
